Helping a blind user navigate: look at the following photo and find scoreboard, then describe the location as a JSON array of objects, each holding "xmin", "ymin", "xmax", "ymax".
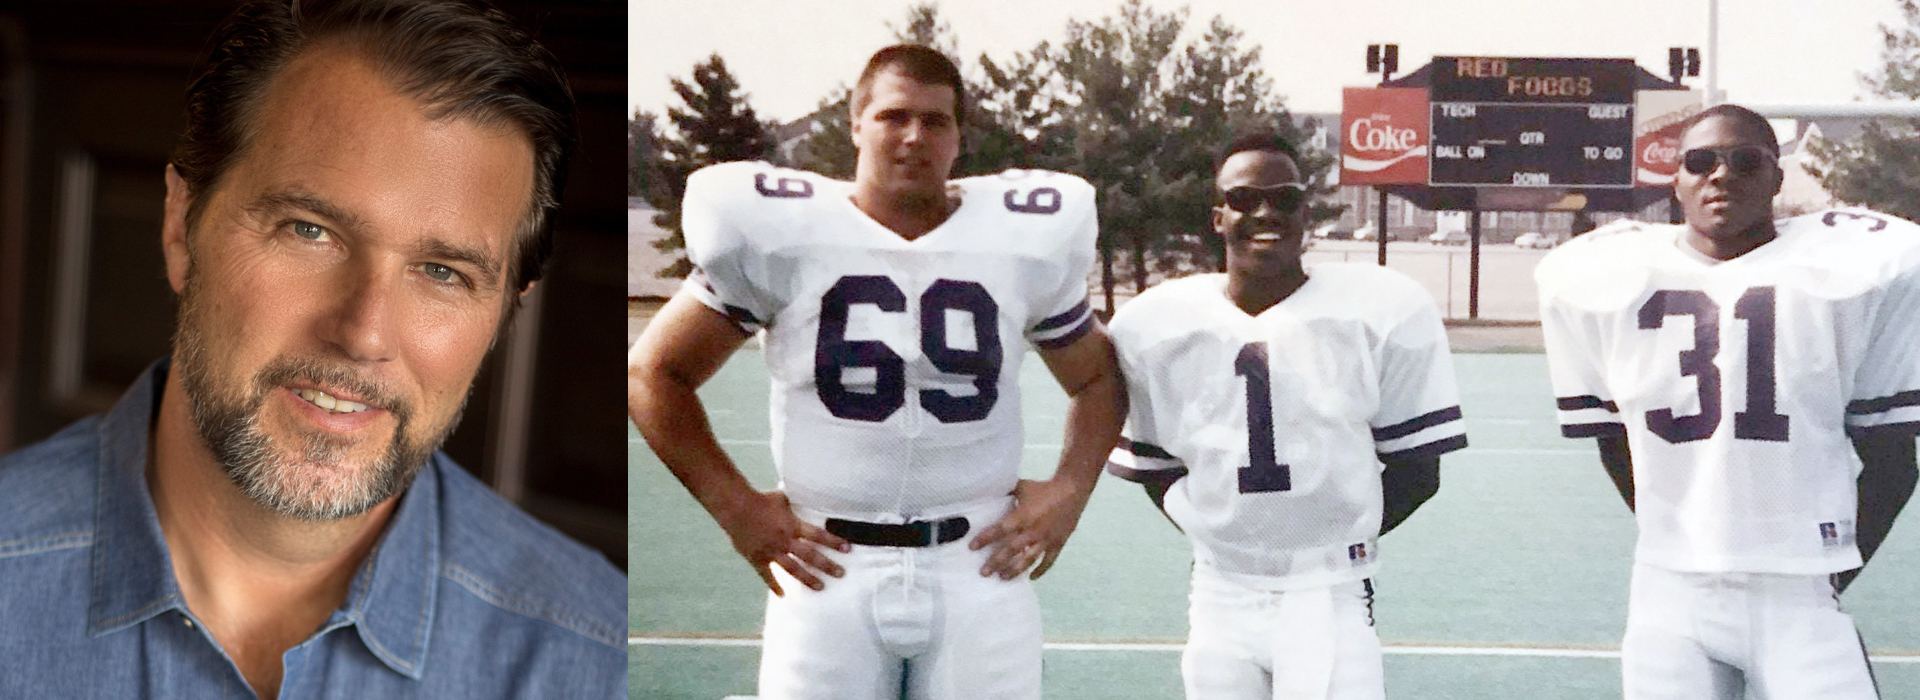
[{"xmin": 1427, "ymin": 57, "xmax": 1637, "ymax": 188}]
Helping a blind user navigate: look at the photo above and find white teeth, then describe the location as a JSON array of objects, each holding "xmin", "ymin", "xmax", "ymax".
[
  {"xmin": 296, "ymin": 388, "xmax": 370, "ymax": 414},
  {"xmin": 1251, "ymin": 233, "xmax": 1281, "ymax": 241}
]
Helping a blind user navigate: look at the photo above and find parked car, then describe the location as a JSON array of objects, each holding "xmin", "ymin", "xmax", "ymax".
[
  {"xmin": 1314, "ymin": 223, "xmax": 1354, "ymax": 240},
  {"xmin": 1429, "ymin": 229, "xmax": 1469, "ymax": 246},
  {"xmin": 1352, "ymin": 225, "xmax": 1375, "ymax": 241},
  {"xmin": 1514, "ymin": 232, "xmax": 1557, "ymax": 249}
]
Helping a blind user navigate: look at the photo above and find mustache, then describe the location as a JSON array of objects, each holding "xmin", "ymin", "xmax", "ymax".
[{"xmin": 254, "ymin": 357, "xmax": 408, "ymax": 420}]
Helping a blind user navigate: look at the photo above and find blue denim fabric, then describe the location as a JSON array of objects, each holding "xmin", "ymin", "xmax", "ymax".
[{"xmin": 0, "ymin": 359, "xmax": 627, "ymax": 698}]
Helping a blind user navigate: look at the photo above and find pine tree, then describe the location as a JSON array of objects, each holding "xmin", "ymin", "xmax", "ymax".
[
  {"xmin": 647, "ymin": 55, "xmax": 777, "ymax": 278},
  {"xmin": 1805, "ymin": 0, "xmax": 1920, "ymax": 221}
]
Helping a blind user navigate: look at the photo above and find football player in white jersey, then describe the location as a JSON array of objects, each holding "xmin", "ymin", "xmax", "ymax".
[
  {"xmin": 628, "ymin": 45, "xmax": 1126, "ymax": 700},
  {"xmin": 1105, "ymin": 130, "xmax": 1468, "ymax": 700},
  {"xmin": 1537, "ymin": 104, "xmax": 1920, "ymax": 700}
]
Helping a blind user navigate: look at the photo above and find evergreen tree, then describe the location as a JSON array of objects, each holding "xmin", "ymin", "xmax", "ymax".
[
  {"xmin": 648, "ymin": 55, "xmax": 777, "ymax": 278},
  {"xmin": 1805, "ymin": 0, "xmax": 1920, "ymax": 221}
]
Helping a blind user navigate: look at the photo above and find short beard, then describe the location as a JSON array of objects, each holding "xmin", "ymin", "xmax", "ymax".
[{"xmin": 173, "ymin": 278, "xmax": 460, "ymax": 522}]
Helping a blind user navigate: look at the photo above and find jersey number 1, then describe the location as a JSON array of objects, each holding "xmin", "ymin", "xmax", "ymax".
[
  {"xmin": 1235, "ymin": 342, "xmax": 1292, "ymax": 492},
  {"xmin": 1639, "ymin": 286, "xmax": 1789, "ymax": 444}
]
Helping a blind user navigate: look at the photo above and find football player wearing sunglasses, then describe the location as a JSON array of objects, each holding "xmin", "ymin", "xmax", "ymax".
[
  {"xmin": 1537, "ymin": 103, "xmax": 1920, "ymax": 700},
  {"xmin": 1104, "ymin": 130, "xmax": 1464, "ymax": 699}
]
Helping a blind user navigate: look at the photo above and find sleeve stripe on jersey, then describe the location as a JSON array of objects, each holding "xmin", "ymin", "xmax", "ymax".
[
  {"xmin": 1378, "ymin": 434, "xmax": 1469, "ymax": 462},
  {"xmin": 1032, "ymin": 316, "xmax": 1093, "ymax": 349},
  {"xmin": 1556, "ymin": 395, "xmax": 1620, "ymax": 413},
  {"xmin": 1105, "ymin": 461, "xmax": 1189, "ymax": 484},
  {"xmin": 1562, "ymin": 422, "xmax": 1626, "ymax": 438},
  {"xmin": 683, "ymin": 268, "xmax": 764, "ymax": 335},
  {"xmin": 1848, "ymin": 421, "xmax": 1920, "ymax": 438},
  {"xmin": 1119, "ymin": 438, "xmax": 1176, "ymax": 460},
  {"xmin": 1847, "ymin": 389, "xmax": 1920, "ymax": 415},
  {"xmin": 1035, "ymin": 300, "xmax": 1092, "ymax": 332},
  {"xmin": 1372, "ymin": 406, "xmax": 1464, "ymax": 441}
]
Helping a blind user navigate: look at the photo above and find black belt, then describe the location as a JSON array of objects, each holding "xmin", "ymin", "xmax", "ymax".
[{"xmin": 824, "ymin": 516, "xmax": 969, "ymax": 548}]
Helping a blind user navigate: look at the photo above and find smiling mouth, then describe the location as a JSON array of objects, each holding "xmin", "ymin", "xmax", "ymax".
[{"xmin": 293, "ymin": 388, "xmax": 373, "ymax": 414}]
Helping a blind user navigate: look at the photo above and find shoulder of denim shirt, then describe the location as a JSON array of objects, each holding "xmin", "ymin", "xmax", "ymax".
[
  {"xmin": 0, "ymin": 417, "xmax": 104, "ymax": 558},
  {"xmin": 431, "ymin": 453, "xmax": 627, "ymax": 652}
]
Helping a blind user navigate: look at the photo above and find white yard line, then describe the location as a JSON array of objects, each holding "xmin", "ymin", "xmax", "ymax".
[{"xmin": 625, "ymin": 634, "xmax": 1920, "ymax": 663}]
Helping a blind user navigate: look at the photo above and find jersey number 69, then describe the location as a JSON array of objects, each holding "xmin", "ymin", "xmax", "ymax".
[{"xmin": 815, "ymin": 275, "xmax": 1001, "ymax": 423}]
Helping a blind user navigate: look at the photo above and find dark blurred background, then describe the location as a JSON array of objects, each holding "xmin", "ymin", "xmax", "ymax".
[{"xmin": 0, "ymin": 0, "xmax": 627, "ymax": 569}]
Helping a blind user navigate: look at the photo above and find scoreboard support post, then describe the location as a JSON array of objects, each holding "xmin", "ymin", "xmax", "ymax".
[
  {"xmin": 1377, "ymin": 189, "xmax": 1388, "ymax": 265},
  {"xmin": 1468, "ymin": 208, "xmax": 1481, "ymax": 319}
]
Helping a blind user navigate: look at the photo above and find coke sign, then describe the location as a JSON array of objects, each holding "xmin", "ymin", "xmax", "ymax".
[
  {"xmin": 1634, "ymin": 90, "xmax": 1703, "ymax": 186},
  {"xmin": 1340, "ymin": 87, "xmax": 1429, "ymax": 185}
]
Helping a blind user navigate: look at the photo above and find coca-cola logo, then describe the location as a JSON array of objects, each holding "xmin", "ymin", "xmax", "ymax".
[
  {"xmin": 1642, "ymin": 137, "xmax": 1678, "ymax": 165},
  {"xmin": 1348, "ymin": 118, "xmax": 1419, "ymax": 153}
]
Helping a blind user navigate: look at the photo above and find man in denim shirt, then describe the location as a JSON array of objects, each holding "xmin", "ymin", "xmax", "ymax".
[{"xmin": 0, "ymin": 1, "xmax": 624, "ymax": 698}]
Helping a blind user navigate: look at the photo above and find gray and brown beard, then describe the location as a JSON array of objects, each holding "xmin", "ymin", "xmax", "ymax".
[{"xmin": 171, "ymin": 276, "xmax": 460, "ymax": 522}]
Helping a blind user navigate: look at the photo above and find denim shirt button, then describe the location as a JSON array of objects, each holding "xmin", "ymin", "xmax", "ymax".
[{"xmin": 181, "ymin": 614, "xmax": 194, "ymax": 629}]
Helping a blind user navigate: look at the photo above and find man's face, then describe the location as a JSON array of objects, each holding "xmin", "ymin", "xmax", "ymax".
[
  {"xmin": 1674, "ymin": 114, "xmax": 1781, "ymax": 243},
  {"xmin": 1213, "ymin": 149, "xmax": 1308, "ymax": 276},
  {"xmin": 164, "ymin": 46, "xmax": 533, "ymax": 521},
  {"xmin": 850, "ymin": 67, "xmax": 960, "ymax": 199}
]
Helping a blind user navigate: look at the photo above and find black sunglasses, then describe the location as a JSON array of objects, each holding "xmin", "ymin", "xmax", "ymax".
[
  {"xmin": 1681, "ymin": 145, "xmax": 1776, "ymax": 176},
  {"xmin": 1221, "ymin": 183, "xmax": 1308, "ymax": 214}
]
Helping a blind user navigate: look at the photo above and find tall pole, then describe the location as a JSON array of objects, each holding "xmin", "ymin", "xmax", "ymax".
[
  {"xmin": 1706, "ymin": 0, "xmax": 1719, "ymax": 104},
  {"xmin": 1468, "ymin": 208, "xmax": 1481, "ymax": 319},
  {"xmin": 1376, "ymin": 57, "xmax": 1394, "ymax": 267},
  {"xmin": 1377, "ymin": 189, "xmax": 1388, "ymax": 265}
]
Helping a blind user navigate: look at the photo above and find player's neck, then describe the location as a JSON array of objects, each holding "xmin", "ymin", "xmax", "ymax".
[
  {"xmin": 851, "ymin": 181, "xmax": 954, "ymax": 241},
  {"xmin": 1225, "ymin": 265, "xmax": 1309, "ymax": 315},
  {"xmin": 1684, "ymin": 220, "xmax": 1778, "ymax": 261}
]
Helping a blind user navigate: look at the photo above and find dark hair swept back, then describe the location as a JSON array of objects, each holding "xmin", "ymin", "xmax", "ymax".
[{"xmin": 172, "ymin": 0, "xmax": 576, "ymax": 292}]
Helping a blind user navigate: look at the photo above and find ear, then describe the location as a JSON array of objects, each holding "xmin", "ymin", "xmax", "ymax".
[
  {"xmin": 162, "ymin": 164, "xmax": 194, "ymax": 295},
  {"xmin": 517, "ymin": 280, "xmax": 538, "ymax": 300},
  {"xmin": 1210, "ymin": 205, "xmax": 1226, "ymax": 237}
]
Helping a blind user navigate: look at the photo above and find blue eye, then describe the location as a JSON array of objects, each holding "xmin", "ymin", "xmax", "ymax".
[
  {"xmin": 420, "ymin": 263, "xmax": 461, "ymax": 284},
  {"xmin": 291, "ymin": 221, "xmax": 329, "ymax": 241}
]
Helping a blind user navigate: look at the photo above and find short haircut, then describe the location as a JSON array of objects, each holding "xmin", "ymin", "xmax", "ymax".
[
  {"xmin": 1215, "ymin": 129, "xmax": 1303, "ymax": 180},
  {"xmin": 1678, "ymin": 103, "xmax": 1780, "ymax": 156},
  {"xmin": 851, "ymin": 44, "xmax": 965, "ymax": 126},
  {"xmin": 173, "ymin": 0, "xmax": 576, "ymax": 293}
]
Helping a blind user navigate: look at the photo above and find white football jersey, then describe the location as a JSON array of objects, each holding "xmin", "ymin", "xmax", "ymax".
[
  {"xmin": 1537, "ymin": 208, "xmax": 1920, "ymax": 574},
  {"xmin": 1104, "ymin": 266, "xmax": 1468, "ymax": 588},
  {"xmin": 679, "ymin": 161, "xmax": 1098, "ymax": 515}
]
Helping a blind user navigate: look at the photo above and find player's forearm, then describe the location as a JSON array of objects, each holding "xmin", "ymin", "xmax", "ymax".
[
  {"xmin": 1379, "ymin": 456, "xmax": 1440, "ymax": 535},
  {"xmin": 1852, "ymin": 430, "xmax": 1918, "ymax": 569},
  {"xmin": 1052, "ymin": 367, "xmax": 1128, "ymax": 493},
  {"xmin": 1596, "ymin": 434, "xmax": 1636, "ymax": 512},
  {"xmin": 629, "ymin": 371, "xmax": 760, "ymax": 520}
]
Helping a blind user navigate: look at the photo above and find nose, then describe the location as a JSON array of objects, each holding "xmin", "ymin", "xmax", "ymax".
[{"xmin": 318, "ymin": 262, "xmax": 397, "ymax": 364}]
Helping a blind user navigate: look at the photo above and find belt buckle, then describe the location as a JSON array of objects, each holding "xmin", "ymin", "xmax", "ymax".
[{"xmin": 911, "ymin": 519, "xmax": 937, "ymax": 547}]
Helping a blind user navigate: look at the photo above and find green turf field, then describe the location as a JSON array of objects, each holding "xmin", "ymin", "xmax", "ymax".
[{"xmin": 630, "ymin": 351, "xmax": 1920, "ymax": 699}]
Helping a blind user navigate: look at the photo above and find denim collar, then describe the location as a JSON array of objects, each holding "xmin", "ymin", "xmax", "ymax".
[{"xmin": 83, "ymin": 358, "xmax": 439, "ymax": 680}]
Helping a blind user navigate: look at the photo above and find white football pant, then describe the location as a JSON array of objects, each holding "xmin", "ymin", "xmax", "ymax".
[
  {"xmin": 1183, "ymin": 564, "xmax": 1384, "ymax": 700},
  {"xmin": 1622, "ymin": 562, "xmax": 1879, "ymax": 700},
  {"xmin": 758, "ymin": 497, "xmax": 1040, "ymax": 700}
]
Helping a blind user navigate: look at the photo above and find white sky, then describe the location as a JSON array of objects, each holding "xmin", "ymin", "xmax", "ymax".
[{"xmin": 630, "ymin": 0, "xmax": 1907, "ymax": 123}]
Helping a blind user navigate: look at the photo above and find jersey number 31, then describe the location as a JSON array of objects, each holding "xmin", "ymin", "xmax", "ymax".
[{"xmin": 1639, "ymin": 286, "xmax": 1789, "ymax": 443}]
